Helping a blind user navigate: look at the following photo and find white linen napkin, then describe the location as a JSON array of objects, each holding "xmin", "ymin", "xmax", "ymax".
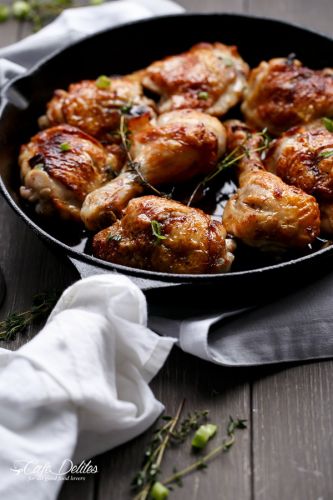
[
  {"xmin": 0, "ymin": 274, "xmax": 176, "ymax": 500},
  {"xmin": 0, "ymin": 0, "xmax": 184, "ymax": 87}
]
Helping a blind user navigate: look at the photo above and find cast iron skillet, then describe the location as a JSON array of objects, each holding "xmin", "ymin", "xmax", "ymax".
[{"xmin": 1, "ymin": 13, "xmax": 333, "ymax": 301}]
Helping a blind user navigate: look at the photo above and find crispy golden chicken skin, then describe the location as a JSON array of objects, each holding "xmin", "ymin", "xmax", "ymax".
[
  {"xmin": 142, "ymin": 42, "xmax": 249, "ymax": 116},
  {"xmin": 222, "ymin": 121, "xmax": 320, "ymax": 250},
  {"xmin": 81, "ymin": 110, "xmax": 226, "ymax": 230},
  {"xmin": 41, "ymin": 72, "xmax": 156, "ymax": 140},
  {"xmin": 266, "ymin": 119, "xmax": 333, "ymax": 199},
  {"xmin": 93, "ymin": 195, "xmax": 235, "ymax": 274},
  {"xmin": 19, "ymin": 125, "xmax": 115, "ymax": 221},
  {"xmin": 242, "ymin": 58, "xmax": 333, "ymax": 135}
]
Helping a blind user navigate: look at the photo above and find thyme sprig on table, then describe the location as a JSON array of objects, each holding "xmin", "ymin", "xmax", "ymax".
[
  {"xmin": 132, "ymin": 399, "xmax": 186, "ymax": 500},
  {"xmin": 132, "ymin": 401, "xmax": 247, "ymax": 499},
  {"xmin": 160, "ymin": 416, "xmax": 247, "ymax": 492},
  {"xmin": 0, "ymin": 0, "xmax": 104, "ymax": 32},
  {"xmin": 0, "ymin": 290, "xmax": 60, "ymax": 342}
]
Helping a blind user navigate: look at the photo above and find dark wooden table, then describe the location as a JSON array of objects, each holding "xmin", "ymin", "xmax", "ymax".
[{"xmin": 1, "ymin": 1, "xmax": 333, "ymax": 499}]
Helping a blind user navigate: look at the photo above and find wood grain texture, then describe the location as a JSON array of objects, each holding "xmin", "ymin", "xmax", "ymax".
[
  {"xmin": 96, "ymin": 349, "xmax": 251, "ymax": 500},
  {"xmin": 251, "ymin": 361, "xmax": 333, "ymax": 500}
]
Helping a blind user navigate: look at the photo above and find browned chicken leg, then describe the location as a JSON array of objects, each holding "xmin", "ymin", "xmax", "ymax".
[
  {"xmin": 19, "ymin": 124, "xmax": 115, "ymax": 221},
  {"xmin": 93, "ymin": 195, "xmax": 235, "ymax": 274},
  {"xmin": 81, "ymin": 109, "xmax": 226, "ymax": 230},
  {"xmin": 142, "ymin": 42, "xmax": 249, "ymax": 116},
  {"xmin": 242, "ymin": 57, "xmax": 333, "ymax": 135},
  {"xmin": 222, "ymin": 121, "xmax": 320, "ymax": 250}
]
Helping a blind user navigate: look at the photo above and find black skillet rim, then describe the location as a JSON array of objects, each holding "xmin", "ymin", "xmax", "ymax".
[{"xmin": 1, "ymin": 11, "xmax": 333, "ymax": 283}]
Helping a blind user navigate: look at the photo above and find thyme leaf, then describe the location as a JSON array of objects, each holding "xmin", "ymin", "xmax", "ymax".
[
  {"xmin": 319, "ymin": 149, "xmax": 333, "ymax": 159},
  {"xmin": 160, "ymin": 416, "xmax": 247, "ymax": 488},
  {"xmin": 322, "ymin": 117, "xmax": 333, "ymax": 132},
  {"xmin": 151, "ymin": 220, "xmax": 167, "ymax": 241}
]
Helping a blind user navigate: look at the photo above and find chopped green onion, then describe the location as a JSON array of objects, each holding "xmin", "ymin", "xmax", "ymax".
[
  {"xmin": 151, "ymin": 220, "xmax": 167, "ymax": 241},
  {"xmin": 322, "ymin": 117, "xmax": 333, "ymax": 133},
  {"xmin": 192, "ymin": 424, "xmax": 218, "ymax": 449},
  {"xmin": 197, "ymin": 91, "xmax": 209, "ymax": 100},
  {"xmin": 12, "ymin": 0, "xmax": 30, "ymax": 19},
  {"xmin": 90, "ymin": 0, "xmax": 104, "ymax": 4},
  {"xmin": 59, "ymin": 142, "xmax": 71, "ymax": 152},
  {"xmin": 0, "ymin": 4, "xmax": 10, "ymax": 22},
  {"xmin": 108, "ymin": 234, "xmax": 122, "ymax": 242},
  {"xmin": 96, "ymin": 75, "xmax": 111, "ymax": 89},
  {"xmin": 150, "ymin": 482, "xmax": 169, "ymax": 500},
  {"xmin": 33, "ymin": 163, "xmax": 44, "ymax": 171}
]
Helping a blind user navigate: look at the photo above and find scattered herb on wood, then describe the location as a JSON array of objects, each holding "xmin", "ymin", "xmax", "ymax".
[
  {"xmin": 159, "ymin": 416, "xmax": 247, "ymax": 495},
  {"xmin": 0, "ymin": 290, "xmax": 60, "ymax": 341},
  {"xmin": 0, "ymin": 0, "xmax": 104, "ymax": 31},
  {"xmin": 131, "ymin": 401, "xmax": 247, "ymax": 499}
]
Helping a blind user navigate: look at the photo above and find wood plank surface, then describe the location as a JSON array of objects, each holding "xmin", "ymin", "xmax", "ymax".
[{"xmin": 0, "ymin": 1, "xmax": 333, "ymax": 500}]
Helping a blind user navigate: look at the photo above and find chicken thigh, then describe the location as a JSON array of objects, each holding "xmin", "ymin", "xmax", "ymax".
[
  {"xmin": 142, "ymin": 42, "xmax": 249, "ymax": 116},
  {"xmin": 222, "ymin": 120, "xmax": 320, "ymax": 250},
  {"xmin": 242, "ymin": 57, "xmax": 333, "ymax": 135},
  {"xmin": 265, "ymin": 119, "xmax": 333, "ymax": 234},
  {"xmin": 19, "ymin": 124, "xmax": 115, "ymax": 221},
  {"xmin": 41, "ymin": 72, "xmax": 156, "ymax": 141},
  {"xmin": 81, "ymin": 109, "xmax": 226, "ymax": 230},
  {"xmin": 93, "ymin": 195, "xmax": 235, "ymax": 274}
]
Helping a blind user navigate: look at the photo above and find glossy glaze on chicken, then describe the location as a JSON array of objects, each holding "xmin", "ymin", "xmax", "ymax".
[
  {"xmin": 93, "ymin": 196, "xmax": 235, "ymax": 274},
  {"xmin": 18, "ymin": 42, "xmax": 333, "ymax": 274}
]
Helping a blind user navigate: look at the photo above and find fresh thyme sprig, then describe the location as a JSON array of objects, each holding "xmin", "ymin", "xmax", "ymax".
[
  {"xmin": 132, "ymin": 399, "xmax": 185, "ymax": 500},
  {"xmin": 160, "ymin": 416, "xmax": 247, "ymax": 490},
  {"xmin": 187, "ymin": 128, "xmax": 271, "ymax": 207},
  {"xmin": 119, "ymin": 116, "xmax": 169, "ymax": 199},
  {"xmin": 132, "ymin": 402, "xmax": 246, "ymax": 499},
  {"xmin": 0, "ymin": 290, "xmax": 60, "ymax": 342}
]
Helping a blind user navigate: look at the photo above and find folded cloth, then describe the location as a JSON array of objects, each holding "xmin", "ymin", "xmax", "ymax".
[
  {"xmin": 149, "ymin": 268, "xmax": 333, "ymax": 366},
  {"xmin": 0, "ymin": 0, "xmax": 184, "ymax": 88},
  {"xmin": 0, "ymin": 275, "xmax": 175, "ymax": 500}
]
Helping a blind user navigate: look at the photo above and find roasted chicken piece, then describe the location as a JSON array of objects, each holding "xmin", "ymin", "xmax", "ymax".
[
  {"xmin": 19, "ymin": 125, "xmax": 115, "ymax": 221},
  {"xmin": 93, "ymin": 195, "xmax": 235, "ymax": 274},
  {"xmin": 81, "ymin": 109, "xmax": 226, "ymax": 230},
  {"xmin": 40, "ymin": 72, "xmax": 156, "ymax": 141},
  {"xmin": 142, "ymin": 42, "xmax": 249, "ymax": 116},
  {"xmin": 266, "ymin": 119, "xmax": 333, "ymax": 198},
  {"xmin": 222, "ymin": 121, "xmax": 320, "ymax": 250},
  {"xmin": 242, "ymin": 57, "xmax": 333, "ymax": 135},
  {"xmin": 265, "ymin": 119, "xmax": 333, "ymax": 234}
]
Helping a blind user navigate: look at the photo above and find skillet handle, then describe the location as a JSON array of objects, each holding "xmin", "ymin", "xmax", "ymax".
[{"xmin": 68, "ymin": 257, "xmax": 185, "ymax": 292}]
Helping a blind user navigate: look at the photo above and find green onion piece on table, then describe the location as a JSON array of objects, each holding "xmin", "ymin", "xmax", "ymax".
[{"xmin": 192, "ymin": 424, "xmax": 218, "ymax": 449}]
